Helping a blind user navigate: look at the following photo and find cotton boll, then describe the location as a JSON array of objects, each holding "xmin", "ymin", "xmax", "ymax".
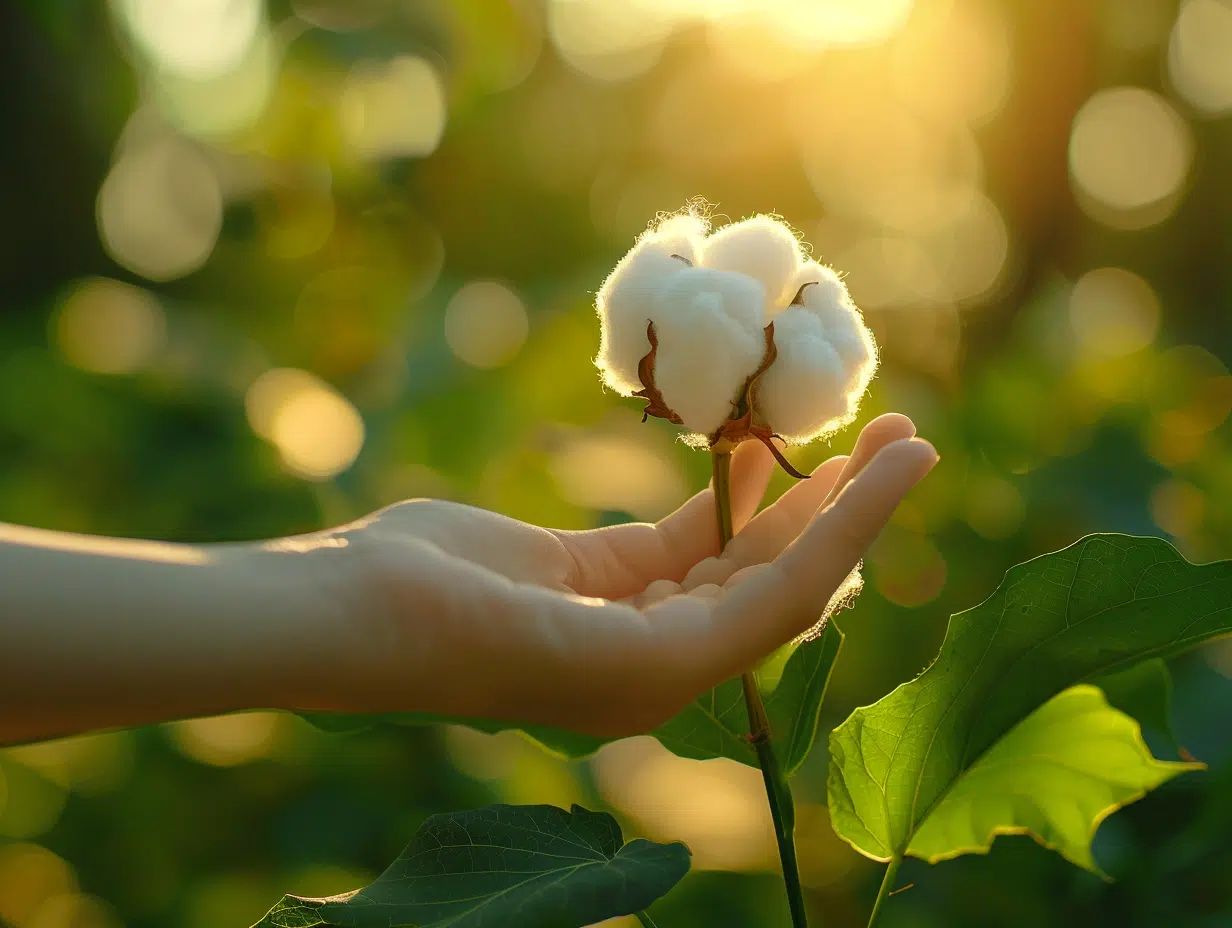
[
  {"xmin": 595, "ymin": 208, "xmax": 879, "ymax": 450},
  {"xmin": 651, "ymin": 268, "xmax": 766, "ymax": 436},
  {"xmin": 791, "ymin": 261, "xmax": 878, "ymax": 392},
  {"xmin": 755, "ymin": 307, "xmax": 853, "ymax": 442},
  {"xmin": 595, "ymin": 217, "xmax": 708, "ymax": 394},
  {"xmin": 701, "ymin": 216, "xmax": 802, "ymax": 316}
]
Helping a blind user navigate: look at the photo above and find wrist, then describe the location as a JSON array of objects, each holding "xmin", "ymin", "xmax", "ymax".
[{"xmin": 227, "ymin": 536, "xmax": 359, "ymax": 716}]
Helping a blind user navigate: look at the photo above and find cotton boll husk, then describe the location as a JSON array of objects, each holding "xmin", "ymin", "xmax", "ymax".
[
  {"xmin": 651, "ymin": 268, "xmax": 766, "ymax": 436},
  {"xmin": 595, "ymin": 216, "xmax": 708, "ymax": 394},
  {"xmin": 791, "ymin": 261, "xmax": 878, "ymax": 393},
  {"xmin": 701, "ymin": 216, "xmax": 802, "ymax": 317},
  {"xmin": 755, "ymin": 307, "xmax": 853, "ymax": 442}
]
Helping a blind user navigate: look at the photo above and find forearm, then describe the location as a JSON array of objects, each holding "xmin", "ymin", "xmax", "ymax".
[{"xmin": 0, "ymin": 524, "xmax": 349, "ymax": 745}]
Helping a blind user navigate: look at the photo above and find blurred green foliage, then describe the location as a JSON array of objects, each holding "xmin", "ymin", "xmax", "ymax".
[{"xmin": 1, "ymin": 0, "xmax": 1230, "ymax": 925}]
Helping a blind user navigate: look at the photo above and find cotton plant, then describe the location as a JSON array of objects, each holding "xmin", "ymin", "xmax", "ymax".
[
  {"xmin": 258, "ymin": 212, "xmax": 1225, "ymax": 928},
  {"xmin": 593, "ymin": 210, "xmax": 879, "ymax": 928}
]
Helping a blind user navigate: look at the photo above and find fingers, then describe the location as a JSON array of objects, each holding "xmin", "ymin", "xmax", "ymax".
[
  {"xmin": 680, "ymin": 413, "xmax": 918, "ymax": 588},
  {"xmin": 728, "ymin": 438, "xmax": 777, "ymax": 532},
  {"xmin": 652, "ymin": 438, "xmax": 774, "ymax": 572},
  {"xmin": 695, "ymin": 437, "xmax": 938, "ymax": 682},
  {"xmin": 727, "ymin": 413, "xmax": 915, "ymax": 567},
  {"xmin": 551, "ymin": 439, "xmax": 774, "ymax": 600},
  {"xmin": 558, "ymin": 416, "xmax": 916, "ymax": 599},
  {"xmin": 680, "ymin": 455, "xmax": 846, "ymax": 589},
  {"xmin": 818, "ymin": 412, "xmax": 918, "ymax": 511}
]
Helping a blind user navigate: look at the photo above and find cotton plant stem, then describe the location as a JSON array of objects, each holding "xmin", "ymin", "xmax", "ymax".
[
  {"xmin": 866, "ymin": 854, "xmax": 903, "ymax": 928},
  {"xmin": 712, "ymin": 450, "xmax": 808, "ymax": 928}
]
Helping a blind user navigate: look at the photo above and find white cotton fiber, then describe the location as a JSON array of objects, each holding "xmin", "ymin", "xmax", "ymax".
[
  {"xmin": 755, "ymin": 308, "xmax": 850, "ymax": 442},
  {"xmin": 651, "ymin": 213, "xmax": 708, "ymax": 264},
  {"xmin": 790, "ymin": 262, "xmax": 877, "ymax": 392},
  {"xmin": 595, "ymin": 214, "xmax": 708, "ymax": 394},
  {"xmin": 756, "ymin": 263, "xmax": 877, "ymax": 442},
  {"xmin": 594, "ymin": 208, "xmax": 878, "ymax": 447},
  {"xmin": 701, "ymin": 216, "xmax": 802, "ymax": 317},
  {"xmin": 650, "ymin": 268, "xmax": 766, "ymax": 436}
]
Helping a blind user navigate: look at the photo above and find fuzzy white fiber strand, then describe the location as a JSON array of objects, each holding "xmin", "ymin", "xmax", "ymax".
[{"xmin": 754, "ymin": 261, "xmax": 877, "ymax": 443}]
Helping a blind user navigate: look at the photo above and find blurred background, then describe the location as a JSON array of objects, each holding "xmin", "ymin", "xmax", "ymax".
[{"xmin": 1, "ymin": 0, "xmax": 1231, "ymax": 925}]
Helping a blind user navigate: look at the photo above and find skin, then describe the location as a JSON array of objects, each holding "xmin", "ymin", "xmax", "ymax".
[{"xmin": 0, "ymin": 413, "xmax": 936, "ymax": 746}]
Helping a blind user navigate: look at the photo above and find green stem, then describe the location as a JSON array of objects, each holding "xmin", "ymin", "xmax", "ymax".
[
  {"xmin": 712, "ymin": 447, "xmax": 736, "ymax": 548},
  {"xmin": 866, "ymin": 854, "xmax": 902, "ymax": 928},
  {"xmin": 713, "ymin": 450, "xmax": 808, "ymax": 928},
  {"xmin": 636, "ymin": 911, "xmax": 660, "ymax": 928}
]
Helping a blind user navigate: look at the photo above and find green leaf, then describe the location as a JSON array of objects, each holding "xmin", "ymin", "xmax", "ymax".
[
  {"xmin": 905, "ymin": 684, "xmax": 1201, "ymax": 872},
  {"xmin": 296, "ymin": 711, "xmax": 609, "ymax": 756},
  {"xmin": 297, "ymin": 713, "xmax": 378, "ymax": 734},
  {"xmin": 300, "ymin": 620, "xmax": 843, "ymax": 775},
  {"xmin": 253, "ymin": 804, "xmax": 690, "ymax": 928},
  {"xmin": 653, "ymin": 620, "xmax": 843, "ymax": 774},
  {"xmin": 828, "ymin": 534, "xmax": 1229, "ymax": 865},
  {"xmin": 1093, "ymin": 657, "xmax": 1182, "ymax": 755}
]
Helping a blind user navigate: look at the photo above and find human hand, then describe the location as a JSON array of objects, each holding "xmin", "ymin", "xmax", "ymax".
[
  {"xmin": 314, "ymin": 413, "xmax": 937, "ymax": 738},
  {"xmin": 315, "ymin": 412, "xmax": 938, "ymax": 737}
]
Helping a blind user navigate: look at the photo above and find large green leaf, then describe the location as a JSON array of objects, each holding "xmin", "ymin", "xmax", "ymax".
[
  {"xmin": 828, "ymin": 534, "xmax": 1230, "ymax": 864},
  {"xmin": 302, "ymin": 621, "xmax": 842, "ymax": 775},
  {"xmin": 253, "ymin": 804, "xmax": 690, "ymax": 928},
  {"xmin": 906, "ymin": 684, "xmax": 1201, "ymax": 871}
]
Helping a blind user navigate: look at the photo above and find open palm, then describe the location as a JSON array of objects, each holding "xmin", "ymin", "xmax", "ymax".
[{"xmin": 341, "ymin": 414, "xmax": 936, "ymax": 737}]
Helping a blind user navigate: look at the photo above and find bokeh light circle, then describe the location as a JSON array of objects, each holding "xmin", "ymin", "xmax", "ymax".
[
  {"xmin": 55, "ymin": 278, "xmax": 167, "ymax": 375},
  {"xmin": 1069, "ymin": 267, "xmax": 1160, "ymax": 357},
  {"xmin": 1168, "ymin": 0, "xmax": 1232, "ymax": 116},
  {"xmin": 444, "ymin": 281, "xmax": 530, "ymax": 369},
  {"xmin": 1068, "ymin": 87, "xmax": 1193, "ymax": 229},
  {"xmin": 116, "ymin": 0, "xmax": 263, "ymax": 79},
  {"xmin": 547, "ymin": 0, "xmax": 674, "ymax": 82},
  {"xmin": 96, "ymin": 137, "xmax": 223, "ymax": 282},
  {"xmin": 152, "ymin": 29, "xmax": 276, "ymax": 137},
  {"xmin": 245, "ymin": 368, "xmax": 365, "ymax": 479},
  {"xmin": 340, "ymin": 57, "xmax": 447, "ymax": 161}
]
